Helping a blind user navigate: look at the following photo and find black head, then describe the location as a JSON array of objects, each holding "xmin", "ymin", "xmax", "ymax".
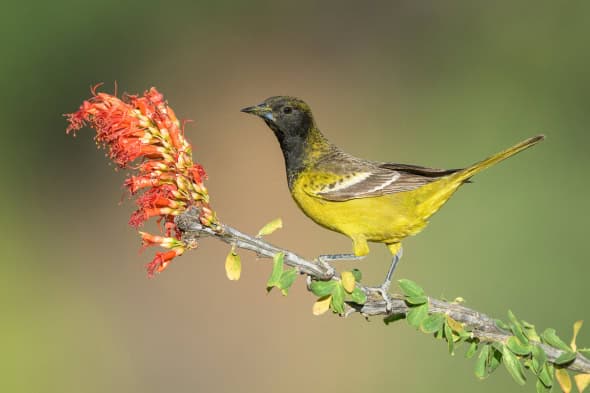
[
  {"xmin": 241, "ymin": 96, "xmax": 315, "ymax": 142},
  {"xmin": 241, "ymin": 96, "xmax": 319, "ymax": 187}
]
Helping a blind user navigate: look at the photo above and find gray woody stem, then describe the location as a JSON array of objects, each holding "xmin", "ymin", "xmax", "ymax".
[{"xmin": 175, "ymin": 209, "xmax": 590, "ymax": 374}]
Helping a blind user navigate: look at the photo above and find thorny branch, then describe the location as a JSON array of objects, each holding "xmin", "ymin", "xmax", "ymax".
[{"xmin": 176, "ymin": 208, "xmax": 590, "ymax": 374}]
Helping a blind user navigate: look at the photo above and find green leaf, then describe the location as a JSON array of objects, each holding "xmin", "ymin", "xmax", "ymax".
[
  {"xmin": 310, "ymin": 280, "xmax": 337, "ymax": 297},
  {"xmin": 508, "ymin": 310, "xmax": 529, "ymax": 345},
  {"xmin": 406, "ymin": 295, "xmax": 428, "ymax": 305},
  {"xmin": 266, "ymin": 252, "xmax": 284, "ymax": 291},
  {"xmin": 538, "ymin": 363, "xmax": 554, "ymax": 388},
  {"xmin": 398, "ymin": 279, "xmax": 425, "ymax": 298},
  {"xmin": 330, "ymin": 283, "xmax": 345, "ymax": 314},
  {"xmin": 523, "ymin": 321, "xmax": 541, "ymax": 342},
  {"xmin": 466, "ymin": 341, "xmax": 478, "ymax": 359},
  {"xmin": 421, "ymin": 313, "xmax": 445, "ymax": 334},
  {"xmin": 507, "ymin": 336, "xmax": 533, "ymax": 356},
  {"xmin": 554, "ymin": 351, "xmax": 577, "ymax": 366},
  {"xmin": 256, "ymin": 217, "xmax": 283, "ymax": 237},
  {"xmin": 475, "ymin": 345, "xmax": 490, "ymax": 379},
  {"xmin": 350, "ymin": 287, "xmax": 367, "ymax": 304},
  {"xmin": 278, "ymin": 268, "xmax": 298, "ymax": 296},
  {"xmin": 502, "ymin": 343, "xmax": 527, "ymax": 385},
  {"xmin": 406, "ymin": 304, "xmax": 428, "ymax": 329},
  {"xmin": 580, "ymin": 348, "xmax": 590, "ymax": 353},
  {"xmin": 536, "ymin": 379, "xmax": 551, "ymax": 393},
  {"xmin": 351, "ymin": 268, "xmax": 362, "ymax": 282},
  {"xmin": 532, "ymin": 345, "xmax": 547, "ymax": 374},
  {"xmin": 541, "ymin": 328, "xmax": 571, "ymax": 352},
  {"xmin": 444, "ymin": 322, "xmax": 455, "ymax": 355},
  {"xmin": 495, "ymin": 319, "xmax": 510, "ymax": 330},
  {"xmin": 488, "ymin": 347, "xmax": 502, "ymax": 374}
]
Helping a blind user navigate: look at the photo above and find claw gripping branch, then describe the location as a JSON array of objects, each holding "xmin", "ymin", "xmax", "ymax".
[{"xmin": 65, "ymin": 85, "xmax": 219, "ymax": 276}]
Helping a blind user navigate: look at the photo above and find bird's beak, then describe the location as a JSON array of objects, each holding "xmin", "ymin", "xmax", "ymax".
[{"xmin": 240, "ymin": 103, "xmax": 275, "ymax": 122}]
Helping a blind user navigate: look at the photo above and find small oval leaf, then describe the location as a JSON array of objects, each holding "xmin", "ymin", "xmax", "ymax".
[
  {"xmin": 406, "ymin": 295, "xmax": 428, "ymax": 305},
  {"xmin": 542, "ymin": 328, "xmax": 572, "ymax": 352},
  {"xmin": 507, "ymin": 336, "xmax": 533, "ymax": 356},
  {"xmin": 554, "ymin": 351, "xmax": 577, "ymax": 366},
  {"xmin": 466, "ymin": 341, "xmax": 478, "ymax": 359},
  {"xmin": 508, "ymin": 310, "xmax": 529, "ymax": 345},
  {"xmin": 350, "ymin": 287, "xmax": 367, "ymax": 304},
  {"xmin": 313, "ymin": 295, "xmax": 332, "ymax": 316},
  {"xmin": 531, "ymin": 345, "xmax": 547, "ymax": 374},
  {"xmin": 406, "ymin": 304, "xmax": 428, "ymax": 329},
  {"xmin": 421, "ymin": 314, "xmax": 445, "ymax": 334},
  {"xmin": 475, "ymin": 345, "xmax": 490, "ymax": 379},
  {"xmin": 539, "ymin": 363, "xmax": 554, "ymax": 388},
  {"xmin": 574, "ymin": 374, "xmax": 590, "ymax": 393},
  {"xmin": 309, "ymin": 281, "xmax": 337, "ymax": 297},
  {"xmin": 256, "ymin": 217, "xmax": 283, "ymax": 237},
  {"xmin": 571, "ymin": 320, "xmax": 583, "ymax": 352},
  {"xmin": 225, "ymin": 250, "xmax": 241, "ymax": 281},
  {"xmin": 341, "ymin": 271, "xmax": 356, "ymax": 293},
  {"xmin": 279, "ymin": 268, "xmax": 298, "ymax": 296},
  {"xmin": 266, "ymin": 252, "xmax": 284, "ymax": 291},
  {"xmin": 536, "ymin": 379, "xmax": 551, "ymax": 393},
  {"xmin": 555, "ymin": 368, "xmax": 572, "ymax": 393},
  {"xmin": 351, "ymin": 268, "xmax": 362, "ymax": 282},
  {"xmin": 444, "ymin": 323, "xmax": 455, "ymax": 355},
  {"xmin": 398, "ymin": 279, "xmax": 425, "ymax": 298},
  {"xmin": 331, "ymin": 284, "xmax": 345, "ymax": 314},
  {"xmin": 502, "ymin": 344, "xmax": 527, "ymax": 385}
]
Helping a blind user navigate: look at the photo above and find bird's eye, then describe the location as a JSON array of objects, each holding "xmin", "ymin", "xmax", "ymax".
[{"xmin": 282, "ymin": 106, "xmax": 293, "ymax": 114}]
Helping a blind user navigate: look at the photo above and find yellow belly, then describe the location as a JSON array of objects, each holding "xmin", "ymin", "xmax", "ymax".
[{"xmin": 291, "ymin": 174, "xmax": 463, "ymax": 256}]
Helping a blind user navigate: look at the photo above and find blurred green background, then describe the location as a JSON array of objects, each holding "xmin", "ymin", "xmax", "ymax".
[{"xmin": 2, "ymin": 1, "xmax": 589, "ymax": 392}]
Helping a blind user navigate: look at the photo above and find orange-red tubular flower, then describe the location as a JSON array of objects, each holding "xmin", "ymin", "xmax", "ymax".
[{"xmin": 66, "ymin": 85, "xmax": 219, "ymax": 276}]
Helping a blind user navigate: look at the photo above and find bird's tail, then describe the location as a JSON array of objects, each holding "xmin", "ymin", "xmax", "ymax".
[
  {"xmin": 415, "ymin": 134, "xmax": 544, "ymax": 221},
  {"xmin": 452, "ymin": 134, "xmax": 545, "ymax": 183}
]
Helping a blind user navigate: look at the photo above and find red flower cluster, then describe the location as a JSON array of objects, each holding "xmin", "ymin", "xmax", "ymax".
[{"xmin": 66, "ymin": 85, "xmax": 219, "ymax": 276}]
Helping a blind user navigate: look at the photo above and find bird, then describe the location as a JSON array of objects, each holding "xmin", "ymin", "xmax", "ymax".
[{"xmin": 241, "ymin": 96, "xmax": 544, "ymax": 307}]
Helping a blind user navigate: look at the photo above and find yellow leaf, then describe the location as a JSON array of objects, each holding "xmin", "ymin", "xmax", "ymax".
[
  {"xmin": 312, "ymin": 295, "xmax": 332, "ymax": 316},
  {"xmin": 225, "ymin": 250, "xmax": 241, "ymax": 281},
  {"xmin": 256, "ymin": 218, "xmax": 283, "ymax": 237},
  {"xmin": 575, "ymin": 374, "xmax": 590, "ymax": 393},
  {"xmin": 571, "ymin": 320, "xmax": 583, "ymax": 352},
  {"xmin": 555, "ymin": 368, "xmax": 572, "ymax": 393},
  {"xmin": 446, "ymin": 315, "xmax": 464, "ymax": 333},
  {"xmin": 341, "ymin": 271, "xmax": 355, "ymax": 293}
]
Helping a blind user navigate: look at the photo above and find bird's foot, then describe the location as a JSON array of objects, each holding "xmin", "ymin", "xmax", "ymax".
[{"xmin": 366, "ymin": 280, "xmax": 393, "ymax": 312}]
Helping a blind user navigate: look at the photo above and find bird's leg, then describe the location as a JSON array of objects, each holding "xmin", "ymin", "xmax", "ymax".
[
  {"xmin": 367, "ymin": 247, "xmax": 403, "ymax": 312},
  {"xmin": 381, "ymin": 246, "xmax": 403, "ymax": 294}
]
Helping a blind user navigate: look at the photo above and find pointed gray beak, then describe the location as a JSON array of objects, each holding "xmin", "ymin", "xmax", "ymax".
[{"xmin": 240, "ymin": 104, "xmax": 275, "ymax": 121}]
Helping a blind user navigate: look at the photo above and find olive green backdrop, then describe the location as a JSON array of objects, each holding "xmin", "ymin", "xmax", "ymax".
[{"xmin": 2, "ymin": 1, "xmax": 588, "ymax": 392}]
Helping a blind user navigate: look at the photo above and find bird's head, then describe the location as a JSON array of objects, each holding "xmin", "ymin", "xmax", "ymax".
[{"xmin": 241, "ymin": 96, "xmax": 315, "ymax": 141}]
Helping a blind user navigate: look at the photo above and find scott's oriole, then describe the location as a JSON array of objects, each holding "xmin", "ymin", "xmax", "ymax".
[{"xmin": 242, "ymin": 96, "xmax": 544, "ymax": 304}]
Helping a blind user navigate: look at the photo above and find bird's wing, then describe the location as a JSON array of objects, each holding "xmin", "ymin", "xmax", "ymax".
[{"xmin": 306, "ymin": 157, "xmax": 462, "ymax": 202}]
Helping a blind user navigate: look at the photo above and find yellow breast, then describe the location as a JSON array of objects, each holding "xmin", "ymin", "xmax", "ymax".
[{"xmin": 291, "ymin": 170, "xmax": 463, "ymax": 245}]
